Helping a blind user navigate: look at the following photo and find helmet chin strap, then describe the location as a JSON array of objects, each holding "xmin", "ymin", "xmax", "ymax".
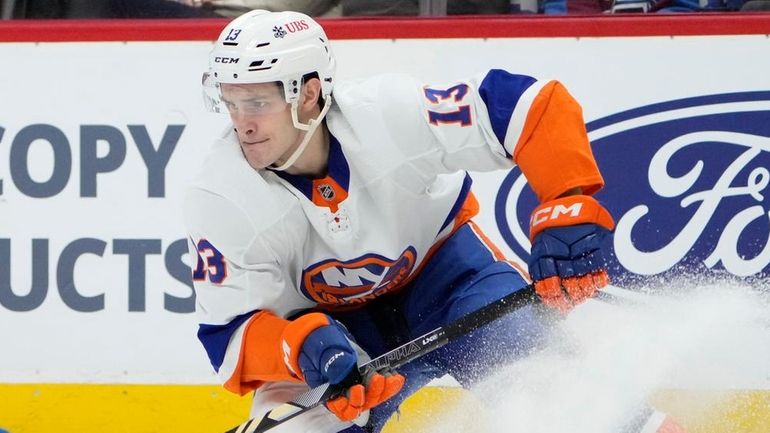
[{"xmin": 271, "ymin": 95, "xmax": 333, "ymax": 172}]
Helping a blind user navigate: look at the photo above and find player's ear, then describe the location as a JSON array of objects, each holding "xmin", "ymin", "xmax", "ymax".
[{"xmin": 299, "ymin": 77, "xmax": 322, "ymax": 111}]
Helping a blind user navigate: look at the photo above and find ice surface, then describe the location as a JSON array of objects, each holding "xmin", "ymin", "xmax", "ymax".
[{"xmin": 424, "ymin": 281, "xmax": 770, "ymax": 433}]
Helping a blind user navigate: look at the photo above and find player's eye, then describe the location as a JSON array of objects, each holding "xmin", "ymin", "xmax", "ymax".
[{"xmin": 245, "ymin": 101, "xmax": 269, "ymax": 112}]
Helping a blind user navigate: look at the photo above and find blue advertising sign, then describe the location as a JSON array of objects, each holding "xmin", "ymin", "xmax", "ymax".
[{"xmin": 495, "ymin": 91, "xmax": 770, "ymax": 286}]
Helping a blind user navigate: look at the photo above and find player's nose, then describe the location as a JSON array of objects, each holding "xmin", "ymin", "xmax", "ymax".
[{"xmin": 232, "ymin": 112, "xmax": 257, "ymax": 137}]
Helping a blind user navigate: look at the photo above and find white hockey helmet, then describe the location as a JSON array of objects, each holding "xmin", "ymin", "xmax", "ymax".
[{"xmin": 202, "ymin": 9, "xmax": 335, "ymax": 112}]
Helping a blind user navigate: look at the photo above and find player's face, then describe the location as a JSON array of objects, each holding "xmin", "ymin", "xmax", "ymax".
[{"xmin": 220, "ymin": 82, "xmax": 301, "ymax": 170}]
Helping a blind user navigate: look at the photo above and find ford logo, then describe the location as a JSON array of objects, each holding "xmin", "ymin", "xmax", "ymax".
[{"xmin": 495, "ymin": 91, "xmax": 770, "ymax": 285}]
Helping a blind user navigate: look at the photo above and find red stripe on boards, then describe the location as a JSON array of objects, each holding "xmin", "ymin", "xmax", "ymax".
[{"xmin": 0, "ymin": 14, "xmax": 769, "ymax": 42}]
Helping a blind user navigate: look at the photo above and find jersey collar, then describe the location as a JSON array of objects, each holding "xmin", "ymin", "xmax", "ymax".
[{"xmin": 272, "ymin": 134, "xmax": 350, "ymax": 213}]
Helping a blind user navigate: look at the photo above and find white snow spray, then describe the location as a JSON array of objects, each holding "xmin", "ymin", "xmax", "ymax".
[{"xmin": 423, "ymin": 281, "xmax": 770, "ymax": 433}]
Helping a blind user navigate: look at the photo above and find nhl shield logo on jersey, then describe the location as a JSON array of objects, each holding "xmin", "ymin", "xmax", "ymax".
[
  {"xmin": 317, "ymin": 184, "xmax": 335, "ymax": 201},
  {"xmin": 301, "ymin": 247, "xmax": 417, "ymax": 306}
]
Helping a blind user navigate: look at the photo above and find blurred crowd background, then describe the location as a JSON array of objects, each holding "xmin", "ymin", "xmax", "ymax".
[{"xmin": 1, "ymin": 0, "xmax": 768, "ymax": 19}]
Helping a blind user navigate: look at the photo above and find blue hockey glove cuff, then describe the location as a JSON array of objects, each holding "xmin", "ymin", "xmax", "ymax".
[
  {"xmin": 528, "ymin": 195, "xmax": 615, "ymax": 311},
  {"xmin": 281, "ymin": 313, "xmax": 358, "ymax": 388}
]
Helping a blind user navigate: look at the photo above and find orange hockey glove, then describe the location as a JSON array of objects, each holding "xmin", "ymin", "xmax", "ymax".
[
  {"xmin": 528, "ymin": 195, "xmax": 615, "ymax": 312},
  {"xmin": 281, "ymin": 313, "xmax": 405, "ymax": 422},
  {"xmin": 325, "ymin": 371, "xmax": 405, "ymax": 422}
]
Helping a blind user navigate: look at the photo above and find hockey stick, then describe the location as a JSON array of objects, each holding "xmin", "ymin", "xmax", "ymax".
[
  {"xmin": 223, "ymin": 284, "xmax": 539, "ymax": 433},
  {"xmin": 593, "ymin": 284, "xmax": 652, "ymax": 306}
]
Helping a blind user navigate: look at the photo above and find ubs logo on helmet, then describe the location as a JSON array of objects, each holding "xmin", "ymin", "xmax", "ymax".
[
  {"xmin": 273, "ymin": 25, "xmax": 287, "ymax": 39},
  {"xmin": 285, "ymin": 20, "xmax": 310, "ymax": 33},
  {"xmin": 495, "ymin": 91, "xmax": 770, "ymax": 284}
]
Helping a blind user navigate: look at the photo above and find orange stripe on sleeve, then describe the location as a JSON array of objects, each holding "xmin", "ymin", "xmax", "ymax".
[
  {"xmin": 223, "ymin": 311, "xmax": 302, "ymax": 395},
  {"xmin": 512, "ymin": 81, "xmax": 605, "ymax": 203}
]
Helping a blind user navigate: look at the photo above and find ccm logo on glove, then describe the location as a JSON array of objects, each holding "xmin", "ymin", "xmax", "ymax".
[
  {"xmin": 280, "ymin": 313, "xmax": 405, "ymax": 422},
  {"xmin": 529, "ymin": 195, "xmax": 614, "ymax": 240},
  {"xmin": 324, "ymin": 351, "xmax": 346, "ymax": 374},
  {"xmin": 528, "ymin": 195, "xmax": 615, "ymax": 312},
  {"xmin": 531, "ymin": 202, "xmax": 582, "ymax": 227}
]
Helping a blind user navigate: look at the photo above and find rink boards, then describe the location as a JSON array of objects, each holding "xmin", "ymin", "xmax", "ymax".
[{"xmin": 1, "ymin": 384, "xmax": 769, "ymax": 433}]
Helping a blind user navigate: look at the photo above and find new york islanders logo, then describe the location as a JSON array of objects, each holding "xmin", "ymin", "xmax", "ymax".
[{"xmin": 301, "ymin": 247, "xmax": 417, "ymax": 306}]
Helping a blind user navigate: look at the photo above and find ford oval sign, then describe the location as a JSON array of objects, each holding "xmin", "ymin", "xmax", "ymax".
[{"xmin": 495, "ymin": 91, "xmax": 770, "ymax": 285}]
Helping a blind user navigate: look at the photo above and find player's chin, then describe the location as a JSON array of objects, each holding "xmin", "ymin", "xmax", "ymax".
[
  {"xmin": 244, "ymin": 154, "xmax": 273, "ymax": 171},
  {"xmin": 239, "ymin": 147, "xmax": 270, "ymax": 169}
]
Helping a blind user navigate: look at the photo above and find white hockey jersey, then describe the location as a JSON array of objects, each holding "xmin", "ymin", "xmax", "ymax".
[{"xmin": 184, "ymin": 70, "xmax": 604, "ymax": 394}]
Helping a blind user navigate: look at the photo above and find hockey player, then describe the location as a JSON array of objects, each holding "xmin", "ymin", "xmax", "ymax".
[{"xmin": 185, "ymin": 9, "xmax": 685, "ymax": 433}]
